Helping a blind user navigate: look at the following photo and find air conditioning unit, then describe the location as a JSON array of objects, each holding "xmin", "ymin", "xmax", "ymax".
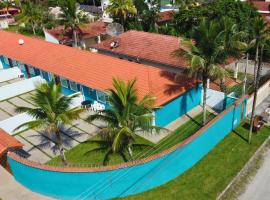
[{"xmin": 18, "ymin": 74, "xmax": 24, "ymax": 78}]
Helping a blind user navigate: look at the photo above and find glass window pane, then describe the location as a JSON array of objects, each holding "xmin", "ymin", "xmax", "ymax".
[
  {"xmin": 60, "ymin": 78, "xmax": 69, "ymax": 88},
  {"xmin": 69, "ymin": 81, "xmax": 78, "ymax": 91}
]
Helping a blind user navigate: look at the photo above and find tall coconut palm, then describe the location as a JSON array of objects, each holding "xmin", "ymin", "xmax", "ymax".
[
  {"xmin": 106, "ymin": 0, "xmax": 137, "ymax": 27},
  {"xmin": 14, "ymin": 81, "xmax": 85, "ymax": 164},
  {"xmin": 174, "ymin": 18, "xmax": 246, "ymax": 125},
  {"xmin": 17, "ymin": 1, "xmax": 44, "ymax": 35},
  {"xmin": 248, "ymin": 17, "xmax": 270, "ymax": 144},
  {"xmin": 86, "ymin": 78, "xmax": 159, "ymax": 161},
  {"xmin": 58, "ymin": 0, "xmax": 89, "ymax": 48}
]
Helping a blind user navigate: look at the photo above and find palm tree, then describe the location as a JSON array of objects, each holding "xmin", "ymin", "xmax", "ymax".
[
  {"xmin": 248, "ymin": 17, "xmax": 270, "ymax": 144},
  {"xmin": 86, "ymin": 78, "xmax": 159, "ymax": 161},
  {"xmin": 14, "ymin": 81, "xmax": 85, "ymax": 164},
  {"xmin": 106, "ymin": 0, "xmax": 137, "ymax": 28},
  {"xmin": 174, "ymin": 18, "xmax": 246, "ymax": 125},
  {"xmin": 17, "ymin": 1, "xmax": 44, "ymax": 35},
  {"xmin": 58, "ymin": 0, "xmax": 89, "ymax": 48}
]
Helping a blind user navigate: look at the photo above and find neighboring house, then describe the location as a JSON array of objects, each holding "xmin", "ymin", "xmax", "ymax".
[
  {"xmin": 80, "ymin": 4, "xmax": 102, "ymax": 16},
  {"xmin": 91, "ymin": 30, "xmax": 187, "ymax": 73},
  {"xmin": 156, "ymin": 10, "xmax": 175, "ymax": 27},
  {"xmin": 0, "ymin": 7, "xmax": 20, "ymax": 15},
  {"xmin": 248, "ymin": 1, "xmax": 270, "ymax": 21},
  {"xmin": 0, "ymin": 13, "xmax": 15, "ymax": 29},
  {"xmin": 0, "ymin": 30, "xmax": 202, "ymax": 127},
  {"xmin": 44, "ymin": 21, "xmax": 109, "ymax": 48}
]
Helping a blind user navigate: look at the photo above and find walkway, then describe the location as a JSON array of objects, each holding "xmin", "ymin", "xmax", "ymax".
[
  {"xmin": 0, "ymin": 166, "xmax": 53, "ymax": 200},
  {"xmin": 238, "ymin": 148, "xmax": 270, "ymax": 200}
]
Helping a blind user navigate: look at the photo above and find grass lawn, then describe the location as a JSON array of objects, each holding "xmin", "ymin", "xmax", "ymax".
[
  {"xmin": 47, "ymin": 112, "xmax": 215, "ymax": 166},
  {"xmin": 118, "ymin": 122, "xmax": 270, "ymax": 200}
]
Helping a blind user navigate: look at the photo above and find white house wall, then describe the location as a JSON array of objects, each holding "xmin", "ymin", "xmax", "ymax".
[{"xmin": 44, "ymin": 31, "xmax": 60, "ymax": 44}]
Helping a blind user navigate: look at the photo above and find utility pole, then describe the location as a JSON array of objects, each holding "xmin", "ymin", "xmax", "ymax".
[
  {"xmin": 242, "ymin": 53, "xmax": 249, "ymax": 96},
  {"xmin": 249, "ymin": 45, "xmax": 264, "ymax": 144}
]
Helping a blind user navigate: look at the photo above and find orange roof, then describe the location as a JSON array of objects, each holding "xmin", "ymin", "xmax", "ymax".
[
  {"xmin": 157, "ymin": 10, "xmax": 175, "ymax": 23},
  {"xmin": 0, "ymin": 129, "xmax": 23, "ymax": 157},
  {"xmin": 93, "ymin": 30, "xmax": 187, "ymax": 68},
  {"xmin": 45, "ymin": 21, "xmax": 107, "ymax": 44},
  {"xmin": 0, "ymin": 30, "xmax": 197, "ymax": 106}
]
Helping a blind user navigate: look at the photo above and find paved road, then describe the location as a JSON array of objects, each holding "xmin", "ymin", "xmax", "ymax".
[
  {"xmin": 238, "ymin": 149, "xmax": 270, "ymax": 200},
  {"xmin": 0, "ymin": 166, "xmax": 53, "ymax": 200}
]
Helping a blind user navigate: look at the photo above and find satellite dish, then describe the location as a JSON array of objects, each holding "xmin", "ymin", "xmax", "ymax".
[{"xmin": 106, "ymin": 23, "xmax": 124, "ymax": 37}]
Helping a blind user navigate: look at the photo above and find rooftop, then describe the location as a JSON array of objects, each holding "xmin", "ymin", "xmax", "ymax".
[
  {"xmin": 0, "ymin": 30, "xmax": 197, "ymax": 106},
  {"xmin": 0, "ymin": 129, "xmax": 23, "ymax": 157},
  {"xmin": 157, "ymin": 10, "xmax": 175, "ymax": 23},
  {"xmin": 45, "ymin": 21, "xmax": 107, "ymax": 44},
  {"xmin": 250, "ymin": 1, "xmax": 270, "ymax": 12},
  {"xmin": 93, "ymin": 30, "xmax": 186, "ymax": 69}
]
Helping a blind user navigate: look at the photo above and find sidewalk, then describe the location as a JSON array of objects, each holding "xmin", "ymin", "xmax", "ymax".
[
  {"xmin": 0, "ymin": 166, "xmax": 53, "ymax": 200},
  {"xmin": 238, "ymin": 148, "xmax": 270, "ymax": 200}
]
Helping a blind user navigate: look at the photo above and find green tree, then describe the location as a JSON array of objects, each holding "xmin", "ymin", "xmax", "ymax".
[
  {"xmin": 86, "ymin": 78, "xmax": 159, "ymax": 161},
  {"xmin": 58, "ymin": 0, "xmax": 89, "ymax": 48},
  {"xmin": 174, "ymin": 18, "xmax": 246, "ymax": 125},
  {"xmin": 248, "ymin": 17, "xmax": 270, "ymax": 144},
  {"xmin": 106, "ymin": 0, "xmax": 137, "ymax": 28},
  {"xmin": 17, "ymin": 1, "xmax": 44, "ymax": 35},
  {"xmin": 14, "ymin": 81, "xmax": 84, "ymax": 164}
]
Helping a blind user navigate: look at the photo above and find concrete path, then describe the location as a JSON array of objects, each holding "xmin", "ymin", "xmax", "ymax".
[
  {"xmin": 0, "ymin": 166, "xmax": 53, "ymax": 200},
  {"xmin": 238, "ymin": 148, "xmax": 270, "ymax": 200}
]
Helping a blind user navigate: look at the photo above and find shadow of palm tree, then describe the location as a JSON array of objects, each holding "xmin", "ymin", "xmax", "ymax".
[{"xmin": 27, "ymin": 126, "xmax": 84, "ymax": 155}]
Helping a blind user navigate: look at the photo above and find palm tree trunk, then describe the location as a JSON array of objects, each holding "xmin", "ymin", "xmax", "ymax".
[
  {"xmin": 56, "ymin": 130, "xmax": 67, "ymax": 165},
  {"xmin": 253, "ymin": 44, "xmax": 259, "ymax": 86},
  {"xmin": 31, "ymin": 22, "xmax": 36, "ymax": 35},
  {"xmin": 249, "ymin": 45, "xmax": 264, "ymax": 144},
  {"xmin": 73, "ymin": 29, "xmax": 78, "ymax": 48},
  {"xmin": 202, "ymin": 78, "xmax": 207, "ymax": 126},
  {"xmin": 128, "ymin": 146, "xmax": 133, "ymax": 160}
]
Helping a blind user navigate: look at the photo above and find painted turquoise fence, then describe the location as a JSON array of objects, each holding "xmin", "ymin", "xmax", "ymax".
[{"xmin": 8, "ymin": 97, "xmax": 247, "ymax": 200}]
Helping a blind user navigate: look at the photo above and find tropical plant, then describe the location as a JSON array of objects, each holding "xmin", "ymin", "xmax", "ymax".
[
  {"xmin": 174, "ymin": 18, "xmax": 246, "ymax": 125},
  {"xmin": 58, "ymin": 0, "xmax": 89, "ymax": 48},
  {"xmin": 14, "ymin": 81, "xmax": 85, "ymax": 164},
  {"xmin": 248, "ymin": 17, "xmax": 270, "ymax": 144},
  {"xmin": 106, "ymin": 0, "xmax": 137, "ymax": 28},
  {"xmin": 17, "ymin": 1, "xmax": 44, "ymax": 35},
  {"xmin": 85, "ymin": 78, "xmax": 159, "ymax": 163}
]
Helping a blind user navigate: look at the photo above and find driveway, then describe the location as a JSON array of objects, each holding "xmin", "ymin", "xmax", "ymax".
[{"xmin": 238, "ymin": 148, "xmax": 270, "ymax": 200}]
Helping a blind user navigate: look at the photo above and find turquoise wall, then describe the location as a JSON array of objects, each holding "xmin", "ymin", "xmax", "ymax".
[
  {"xmin": 155, "ymin": 85, "xmax": 202, "ymax": 127},
  {"xmin": 8, "ymin": 98, "xmax": 246, "ymax": 200}
]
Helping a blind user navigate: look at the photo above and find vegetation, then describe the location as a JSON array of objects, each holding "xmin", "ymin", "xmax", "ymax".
[
  {"xmin": 48, "ymin": 111, "xmax": 215, "ymax": 166},
  {"xmin": 58, "ymin": 0, "xmax": 89, "ymax": 47},
  {"xmin": 174, "ymin": 18, "xmax": 246, "ymax": 125},
  {"xmin": 118, "ymin": 122, "xmax": 270, "ymax": 200},
  {"xmin": 248, "ymin": 17, "xmax": 270, "ymax": 143},
  {"xmin": 85, "ymin": 78, "xmax": 159, "ymax": 164},
  {"xmin": 14, "ymin": 81, "xmax": 84, "ymax": 164},
  {"xmin": 106, "ymin": 0, "xmax": 137, "ymax": 28}
]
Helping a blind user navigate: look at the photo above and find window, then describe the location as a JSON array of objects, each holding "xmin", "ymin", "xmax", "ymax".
[
  {"xmin": 60, "ymin": 78, "xmax": 69, "ymax": 88},
  {"xmin": 48, "ymin": 73, "xmax": 53, "ymax": 81},
  {"xmin": 17, "ymin": 62, "xmax": 25, "ymax": 71},
  {"xmin": 3, "ymin": 57, "xmax": 9, "ymax": 65},
  {"xmin": 96, "ymin": 91, "xmax": 108, "ymax": 103},
  {"xmin": 69, "ymin": 80, "xmax": 78, "ymax": 91},
  {"xmin": 28, "ymin": 66, "xmax": 35, "ymax": 75}
]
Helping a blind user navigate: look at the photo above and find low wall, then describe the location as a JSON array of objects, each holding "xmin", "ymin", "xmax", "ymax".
[
  {"xmin": 247, "ymin": 79, "xmax": 270, "ymax": 115},
  {"xmin": 8, "ymin": 96, "xmax": 247, "ymax": 200}
]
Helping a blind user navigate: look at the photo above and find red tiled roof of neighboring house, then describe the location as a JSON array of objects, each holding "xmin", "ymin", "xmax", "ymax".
[
  {"xmin": 250, "ymin": 1, "xmax": 270, "ymax": 12},
  {"xmin": 0, "ymin": 30, "xmax": 198, "ymax": 106},
  {"xmin": 45, "ymin": 21, "xmax": 107, "ymax": 44},
  {"xmin": 0, "ymin": 129, "xmax": 23, "ymax": 157},
  {"xmin": 157, "ymin": 10, "xmax": 175, "ymax": 23},
  {"xmin": 210, "ymin": 77, "xmax": 239, "ymax": 92},
  {"xmin": 93, "ymin": 30, "xmax": 187, "ymax": 68},
  {"xmin": 0, "ymin": 7, "xmax": 20, "ymax": 15}
]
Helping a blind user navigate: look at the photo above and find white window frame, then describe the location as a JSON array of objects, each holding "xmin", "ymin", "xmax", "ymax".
[
  {"xmin": 69, "ymin": 80, "xmax": 78, "ymax": 92},
  {"xmin": 60, "ymin": 78, "xmax": 69, "ymax": 88}
]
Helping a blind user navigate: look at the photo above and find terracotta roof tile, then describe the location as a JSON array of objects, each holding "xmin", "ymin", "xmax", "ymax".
[
  {"xmin": 93, "ymin": 30, "xmax": 187, "ymax": 68},
  {"xmin": 250, "ymin": 1, "xmax": 270, "ymax": 12},
  {"xmin": 45, "ymin": 21, "xmax": 107, "ymax": 43},
  {"xmin": 157, "ymin": 10, "xmax": 175, "ymax": 23},
  {"xmin": 0, "ymin": 30, "xmax": 197, "ymax": 106},
  {"xmin": 0, "ymin": 129, "xmax": 23, "ymax": 157}
]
